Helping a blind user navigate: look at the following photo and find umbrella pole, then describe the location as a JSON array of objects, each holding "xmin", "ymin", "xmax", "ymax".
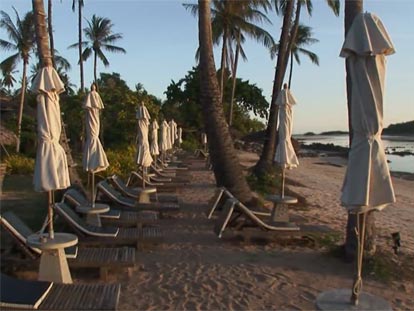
[
  {"xmin": 48, "ymin": 191, "xmax": 54, "ymax": 239},
  {"xmin": 351, "ymin": 211, "xmax": 367, "ymax": 306},
  {"xmin": 281, "ymin": 168, "xmax": 285, "ymax": 198},
  {"xmin": 91, "ymin": 172, "xmax": 95, "ymax": 208},
  {"xmin": 142, "ymin": 166, "xmax": 146, "ymax": 189}
]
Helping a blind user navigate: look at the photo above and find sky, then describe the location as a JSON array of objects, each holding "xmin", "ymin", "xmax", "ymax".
[{"xmin": 1, "ymin": 0, "xmax": 413, "ymax": 134}]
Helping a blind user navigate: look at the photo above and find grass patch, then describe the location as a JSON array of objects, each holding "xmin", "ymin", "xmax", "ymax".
[
  {"xmin": 246, "ymin": 166, "xmax": 281, "ymax": 196},
  {"xmin": 3, "ymin": 154, "xmax": 35, "ymax": 175}
]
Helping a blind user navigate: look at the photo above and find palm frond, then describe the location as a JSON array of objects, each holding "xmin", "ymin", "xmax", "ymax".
[
  {"xmin": 81, "ymin": 47, "xmax": 92, "ymax": 62},
  {"xmin": 102, "ymin": 44, "xmax": 126, "ymax": 54},
  {"xmin": 297, "ymin": 47, "xmax": 319, "ymax": 65},
  {"xmin": 182, "ymin": 3, "xmax": 199, "ymax": 17},
  {"xmin": 96, "ymin": 48, "xmax": 109, "ymax": 67}
]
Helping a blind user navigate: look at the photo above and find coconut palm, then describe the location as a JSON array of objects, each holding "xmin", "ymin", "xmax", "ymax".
[
  {"xmin": 255, "ymin": 0, "xmax": 339, "ymax": 175},
  {"xmin": 270, "ymin": 24, "xmax": 319, "ymax": 88},
  {"xmin": 0, "ymin": 8, "xmax": 35, "ymax": 153},
  {"xmin": 72, "ymin": 0, "xmax": 85, "ymax": 92},
  {"xmin": 0, "ymin": 61, "xmax": 17, "ymax": 90},
  {"xmin": 69, "ymin": 14, "xmax": 126, "ymax": 84},
  {"xmin": 185, "ymin": 0, "xmax": 274, "ymax": 119},
  {"xmin": 198, "ymin": 0, "xmax": 254, "ymax": 204}
]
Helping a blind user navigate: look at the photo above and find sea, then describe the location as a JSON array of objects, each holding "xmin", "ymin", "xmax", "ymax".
[{"xmin": 294, "ymin": 134, "xmax": 414, "ymax": 174}]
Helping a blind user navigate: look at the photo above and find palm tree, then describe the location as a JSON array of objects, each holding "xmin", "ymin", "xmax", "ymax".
[
  {"xmin": 185, "ymin": 0, "xmax": 274, "ymax": 122},
  {"xmin": 344, "ymin": 0, "xmax": 369, "ymax": 263},
  {"xmin": 72, "ymin": 0, "xmax": 84, "ymax": 92},
  {"xmin": 69, "ymin": 14, "xmax": 126, "ymax": 84},
  {"xmin": 0, "ymin": 61, "xmax": 17, "ymax": 90},
  {"xmin": 270, "ymin": 24, "xmax": 319, "ymax": 88},
  {"xmin": 198, "ymin": 0, "xmax": 254, "ymax": 204},
  {"xmin": 0, "ymin": 8, "xmax": 35, "ymax": 153},
  {"xmin": 255, "ymin": 0, "xmax": 339, "ymax": 176}
]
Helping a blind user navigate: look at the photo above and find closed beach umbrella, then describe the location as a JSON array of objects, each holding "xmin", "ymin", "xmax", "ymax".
[
  {"xmin": 32, "ymin": 66, "xmax": 70, "ymax": 238},
  {"xmin": 169, "ymin": 119, "xmax": 178, "ymax": 148},
  {"xmin": 150, "ymin": 120, "xmax": 160, "ymax": 156},
  {"xmin": 178, "ymin": 127, "xmax": 183, "ymax": 145},
  {"xmin": 160, "ymin": 120, "xmax": 169, "ymax": 153},
  {"xmin": 82, "ymin": 84, "xmax": 109, "ymax": 206},
  {"xmin": 166, "ymin": 121, "xmax": 172, "ymax": 151},
  {"xmin": 317, "ymin": 13, "xmax": 396, "ymax": 309},
  {"xmin": 201, "ymin": 132, "xmax": 207, "ymax": 152},
  {"xmin": 274, "ymin": 84, "xmax": 298, "ymax": 198},
  {"xmin": 135, "ymin": 103, "xmax": 153, "ymax": 168}
]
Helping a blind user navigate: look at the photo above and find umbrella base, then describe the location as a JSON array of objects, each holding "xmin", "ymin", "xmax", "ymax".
[
  {"xmin": 316, "ymin": 289, "xmax": 391, "ymax": 311},
  {"xmin": 265, "ymin": 195, "xmax": 298, "ymax": 223}
]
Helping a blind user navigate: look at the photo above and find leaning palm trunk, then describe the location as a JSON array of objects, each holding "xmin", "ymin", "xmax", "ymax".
[
  {"xmin": 198, "ymin": 0, "xmax": 253, "ymax": 204},
  {"xmin": 218, "ymin": 27, "xmax": 228, "ymax": 104},
  {"xmin": 288, "ymin": 51, "xmax": 294, "ymax": 88},
  {"xmin": 343, "ymin": 0, "xmax": 375, "ymax": 262},
  {"xmin": 254, "ymin": 0, "xmax": 295, "ymax": 176},
  {"xmin": 94, "ymin": 51, "xmax": 98, "ymax": 85},
  {"xmin": 228, "ymin": 34, "xmax": 240, "ymax": 127},
  {"xmin": 16, "ymin": 60, "xmax": 27, "ymax": 153}
]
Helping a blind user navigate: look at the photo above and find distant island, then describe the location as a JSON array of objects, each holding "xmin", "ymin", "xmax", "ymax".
[
  {"xmin": 382, "ymin": 121, "xmax": 414, "ymax": 136},
  {"xmin": 301, "ymin": 120, "xmax": 414, "ymax": 137}
]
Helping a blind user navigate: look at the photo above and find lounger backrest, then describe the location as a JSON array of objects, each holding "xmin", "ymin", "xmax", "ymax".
[
  {"xmin": 62, "ymin": 188, "xmax": 89, "ymax": 206},
  {"xmin": 0, "ymin": 212, "xmax": 41, "ymax": 255},
  {"xmin": 97, "ymin": 180, "xmax": 123, "ymax": 201},
  {"xmin": 108, "ymin": 175, "xmax": 129, "ymax": 195},
  {"xmin": 235, "ymin": 201, "xmax": 300, "ymax": 232},
  {"xmin": 54, "ymin": 203, "xmax": 119, "ymax": 237}
]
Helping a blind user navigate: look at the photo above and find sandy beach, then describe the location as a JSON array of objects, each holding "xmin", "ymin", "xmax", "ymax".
[
  {"xmin": 112, "ymin": 152, "xmax": 414, "ymax": 310},
  {"xmin": 2, "ymin": 151, "xmax": 413, "ymax": 310}
]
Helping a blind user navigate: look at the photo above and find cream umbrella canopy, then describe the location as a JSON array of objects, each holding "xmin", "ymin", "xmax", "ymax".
[
  {"xmin": 169, "ymin": 119, "xmax": 178, "ymax": 149},
  {"xmin": 201, "ymin": 132, "xmax": 207, "ymax": 152},
  {"xmin": 82, "ymin": 84, "xmax": 109, "ymax": 207},
  {"xmin": 159, "ymin": 120, "xmax": 169, "ymax": 163},
  {"xmin": 135, "ymin": 103, "xmax": 153, "ymax": 187},
  {"xmin": 177, "ymin": 127, "xmax": 183, "ymax": 147},
  {"xmin": 274, "ymin": 84, "xmax": 299, "ymax": 197},
  {"xmin": 317, "ymin": 12, "xmax": 395, "ymax": 310},
  {"xmin": 150, "ymin": 120, "xmax": 160, "ymax": 164},
  {"xmin": 32, "ymin": 66, "xmax": 70, "ymax": 239}
]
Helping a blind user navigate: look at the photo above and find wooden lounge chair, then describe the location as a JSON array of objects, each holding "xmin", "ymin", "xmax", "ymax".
[
  {"xmin": 214, "ymin": 198, "xmax": 332, "ymax": 241},
  {"xmin": 62, "ymin": 188, "xmax": 158, "ymax": 228},
  {"xmin": 96, "ymin": 180, "xmax": 180, "ymax": 216},
  {"xmin": 1, "ymin": 273, "xmax": 120, "ymax": 310},
  {"xmin": 157, "ymin": 157, "xmax": 188, "ymax": 170},
  {"xmin": 127, "ymin": 171, "xmax": 186, "ymax": 192},
  {"xmin": 207, "ymin": 187, "xmax": 271, "ymax": 219},
  {"xmin": 0, "ymin": 211, "xmax": 136, "ymax": 280},
  {"xmin": 54, "ymin": 202, "xmax": 163, "ymax": 249},
  {"xmin": 107, "ymin": 175, "xmax": 178, "ymax": 203}
]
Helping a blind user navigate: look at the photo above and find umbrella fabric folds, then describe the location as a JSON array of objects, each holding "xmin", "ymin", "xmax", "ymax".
[
  {"xmin": 166, "ymin": 122, "xmax": 172, "ymax": 151},
  {"xmin": 338, "ymin": 12, "xmax": 395, "ymax": 307},
  {"xmin": 340, "ymin": 12, "xmax": 395, "ymax": 213},
  {"xmin": 274, "ymin": 86, "xmax": 299, "ymax": 169},
  {"xmin": 169, "ymin": 119, "xmax": 178, "ymax": 148},
  {"xmin": 82, "ymin": 86, "xmax": 109, "ymax": 173},
  {"xmin": 160, "ymin": 120, "xmax": 169, "ymax": 153},
  {"xmin": 150, "ymin": 120, "xmax": 160, "ymax": 156},
  {"xmin": 178, "ymin": 127, "xmax": 183, "ymax": 145},
  {"xmin": 32, "ymin": 67, "xmax": 70, "ymax": 192},
  {"xmin": 135, "ymin": 104, "xmax": 153, "ymax": 168}
]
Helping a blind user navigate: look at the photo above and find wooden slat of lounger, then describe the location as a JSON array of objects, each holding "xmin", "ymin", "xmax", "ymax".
[
  {"xmin": 118, "ymin": 227, "xmax": 163, "ymax": 242},
  {"xmin": 70, "ymin": 247, "xmax": 135, "ymax": 267},
  {"xmin": 101, "ymin": 210, "xmax": 158, "ymax": 227},
  {"xmin": 40, "ymin": 283, "xmax": 120, "ymax": 310}
]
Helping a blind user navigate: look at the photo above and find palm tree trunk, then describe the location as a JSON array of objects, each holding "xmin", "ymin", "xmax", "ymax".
[
  {"xmin": 288, "ymin": 51, "xmax": 294, "ymax": 88},
  {"xmin": 15, "ymin": 60, "xmax": 27, "ymax": 153},
  {"xmin": 198, "ymin": 0, "xmax": 253, "ymax": 204},
  {"xmin": 218, "ymin": 27, "xmax": 228, "ymax": 104},
  {"xmin": 47, "ymin": 0, "xmax": 56, "ymax": 68},
  {"xmin": 344, "ymin": 0, "xmax": 373, "ymax": 262},
  {"xmin": 32, "ymin": 0, "xmax": 84, "ymax": 191},
  {"xmin": 228, "ymin": 35, "xmax": 240, "ymax": 127},
  {"xmin": 94, "ymin": 50, "xmax": 97, "ymax": 85},
  {"xmin": 283, "ymin": 0, "xmax": 301, "ymax": 77},
  {"xmin": 254, "ymin": 0, "xmax": 295, "ymax": 176},
  {"xmin": 78, "ymin": 0, "xmax": 84, "ymax": 92}
]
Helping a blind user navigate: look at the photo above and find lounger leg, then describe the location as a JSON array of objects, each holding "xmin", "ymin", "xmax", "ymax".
[
  {"xmin": 38, "ymin": 248, "xmax": 73, "ymax": 284},
  {"xmin": 100, "ymin": 267, "xmax": 109, "ymax": 281}
]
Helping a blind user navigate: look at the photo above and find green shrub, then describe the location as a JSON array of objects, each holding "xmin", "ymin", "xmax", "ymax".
[
  {"xmin": 246, "ymin": 167, "xmax": 281, "ymax": 196},
  {"xmin": 4, "ymin": 154, "xmax": 35, "ymax": 175},
  {"xmin": 104, "ymin": 145, "xmax": 137, "ymax": 179}
]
